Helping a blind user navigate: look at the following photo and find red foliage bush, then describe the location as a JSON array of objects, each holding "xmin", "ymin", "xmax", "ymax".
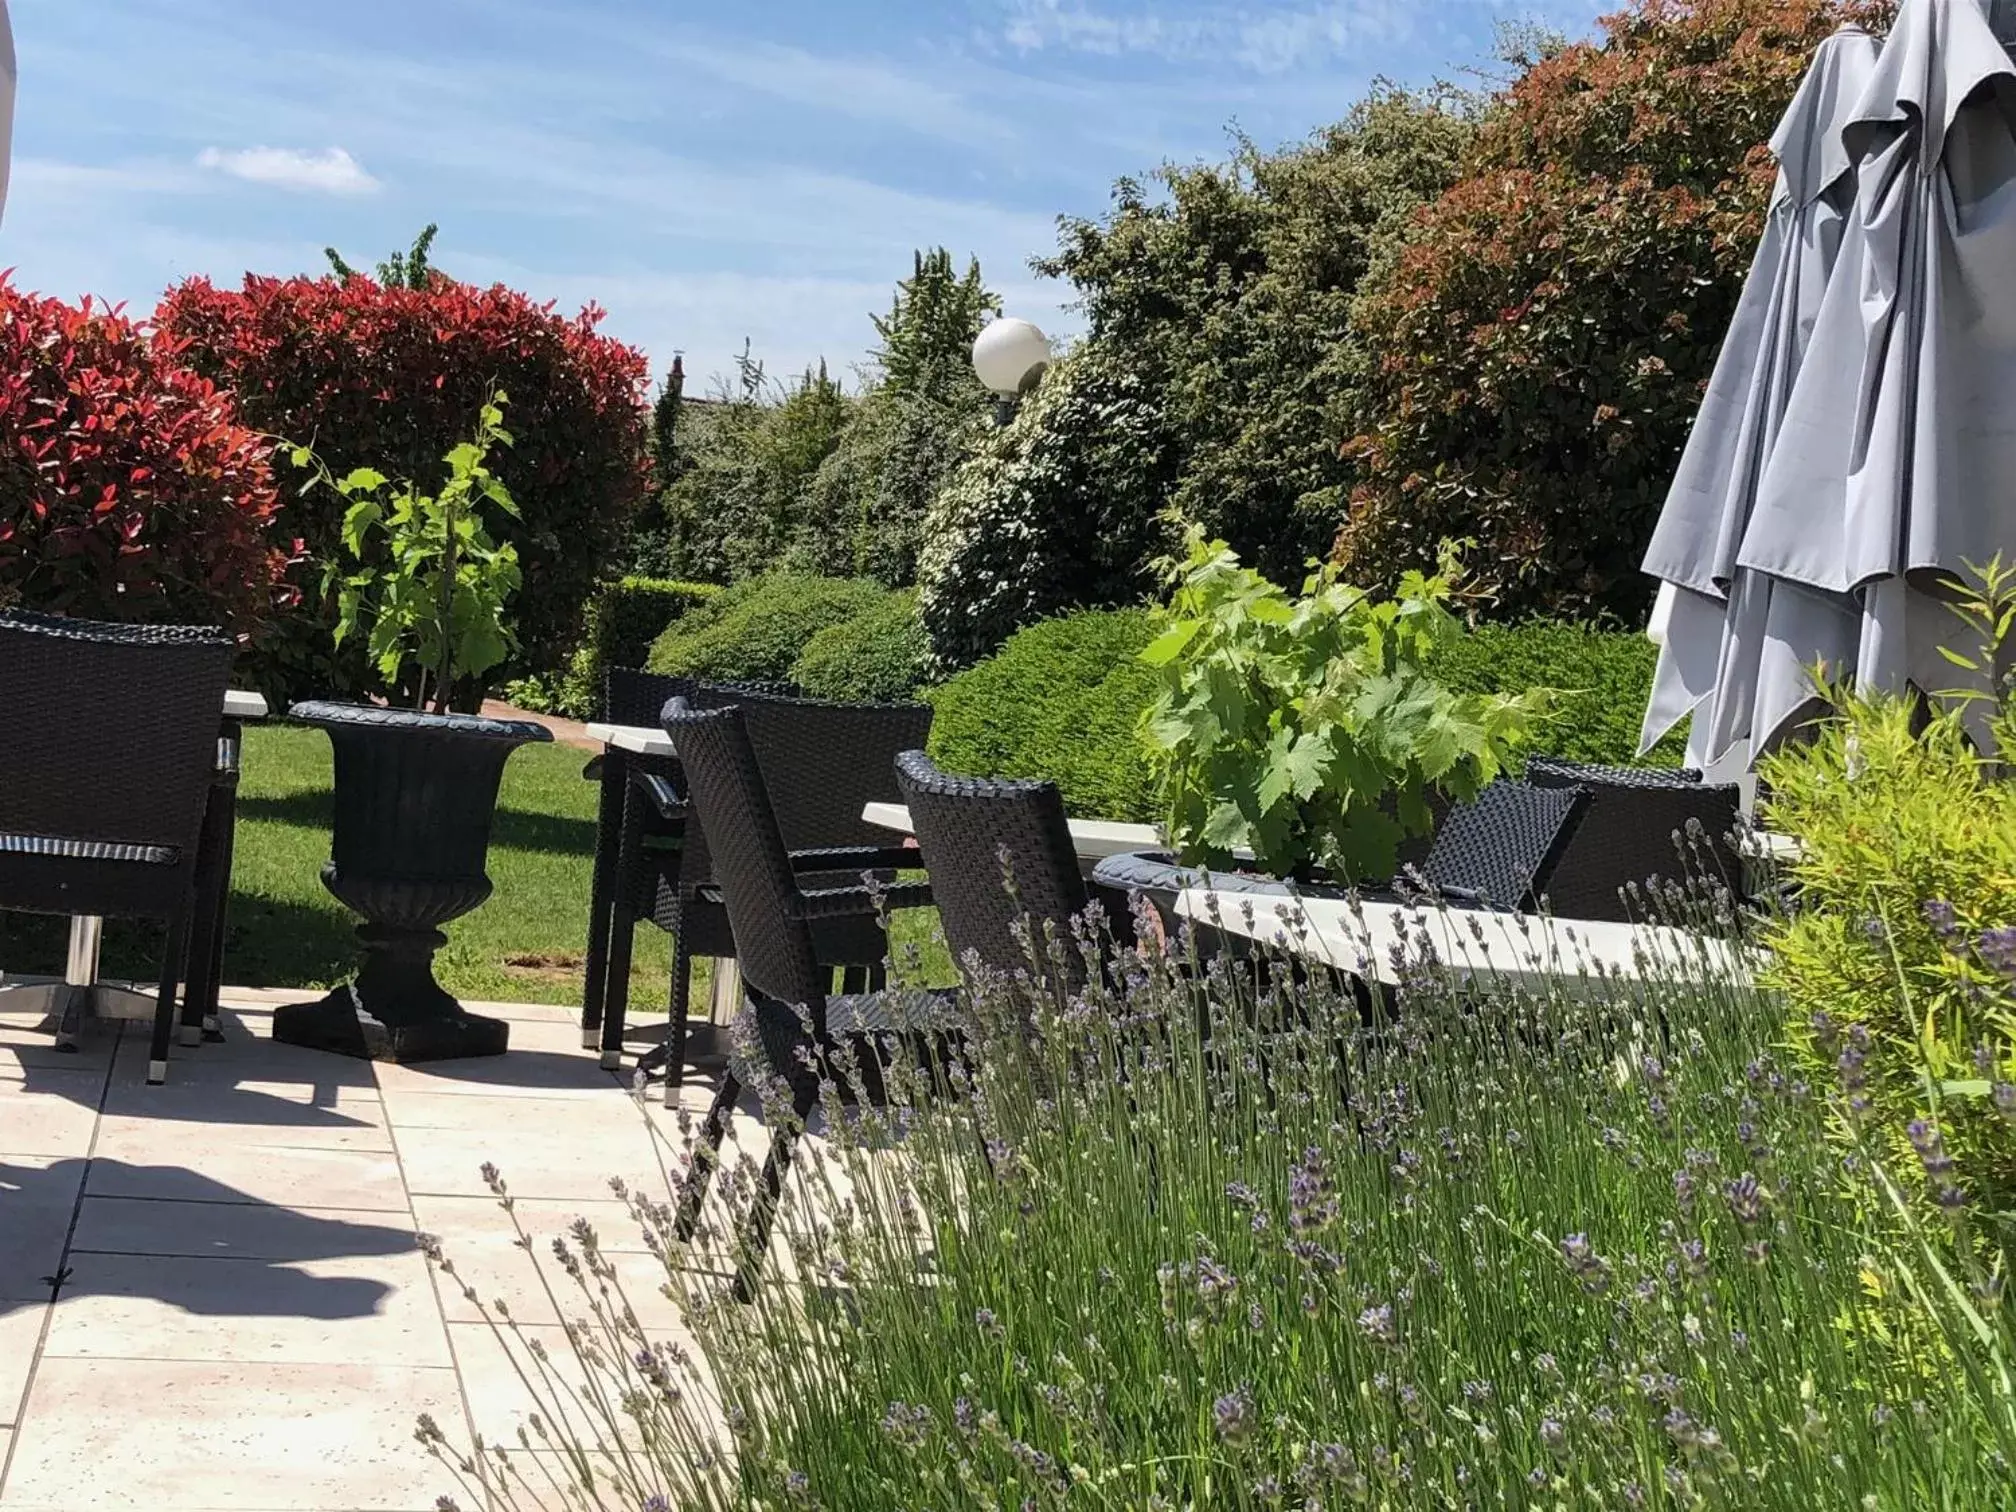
[
  {"xmin": 0, "ymin": 280, "xmax": 294, "ymax": 635},
  {"xmin": 156, "ymin": 273, "xmax": 651, "ymax": 699},
  {"xmin": 1338, "ymin": 0, "xmax": 1893, "ymax": 621}
]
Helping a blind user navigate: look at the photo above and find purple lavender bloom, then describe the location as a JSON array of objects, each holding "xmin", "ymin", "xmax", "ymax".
[
  {"xmin": 1723, "ymin": 1173, "xmax": 1767, "ymax": 1226},
  {"xmin": 1560, "ymin": 1233, "xmax": 1613, "ymax": 1294},
  {"xmin": 1288, "ymin": 1146, "xmax": 1339, "ymax": 1235},
  {"xmin": 1924, "ymin": 899, "xmax": 1960, "ymax": 941},
  {"xmin": 1996, "ymin": 1083, "xmax": 2016, "ymax": 1123},
  {"xmin": 1357, "ymin": 1303, "xmax": 1397, "ymax": 1345},
  {"xmin": 1213, "ymin": 1387, "xmax": 1255, "ymax": 1444},
  {"xmin": 1979, "ymin": 926, "xmax": 2016, "ymax": 979}
]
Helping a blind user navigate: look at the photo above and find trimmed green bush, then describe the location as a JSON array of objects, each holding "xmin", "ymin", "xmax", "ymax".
[
  {"xmin": 928, "ymin": 609, "xmax": 1164, "ymax": 822},
  {"xmin": 548, "ymin": 576, "xmax": 720, "ymax": 717},
  {"xmin": 791, "ymin": 589, "xmax": 930, "ymax": 704},
  {"xmin": 647, "ymin": 572, "xmax": 892, "ymax": 687},
  {"xmin": 1432, "ymin": 621, "xmax": 1688, "ymax": 769}
]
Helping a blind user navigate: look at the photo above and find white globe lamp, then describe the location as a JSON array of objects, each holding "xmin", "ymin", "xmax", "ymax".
[{"xmin": 972, "ymin": 317, "xmax": 1051, "ymax": 398}]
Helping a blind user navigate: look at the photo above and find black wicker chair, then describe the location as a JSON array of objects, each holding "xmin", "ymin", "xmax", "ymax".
[
  {"xmin": 1522, "ymin": 757, "xmax": 1744, "ymax": 922},
  {"xmin": 0, "ymin": 610, "xmax": 234, "ymax": 1083},
  {"xmin": 584, "ymin": 674, "xmax": 915, "ymax": 1090},
  {"xmin": 662, "ymin": 701, "xmax": 953, "ymax": 1298},
  {"xmin": 893, "ymin": 751, "xmax": 1091, "ymax": 983},
  {"xmin": 1405, "ymin": 779, "xmax": 1592, "ymax": 913}
]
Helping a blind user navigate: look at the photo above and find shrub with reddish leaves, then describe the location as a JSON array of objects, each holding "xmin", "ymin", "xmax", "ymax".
[
  {"xmin": 157, "ymin": 273, "xmax": 650, "ymax": 701},
  {"xmin": 0, "ymin": 280, "xmax": 294, "ymax": 636},
  {"xmin": 1337, "ymin": 0, "xmax": 1894, "ymax": 621}
]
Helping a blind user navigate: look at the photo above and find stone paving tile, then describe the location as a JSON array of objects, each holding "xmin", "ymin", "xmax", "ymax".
[
  {"xmin": 94, "ymin": 1080, "xmax": 394, "ymax": 1156},
  {"xmin": 395, "ymin": 1125, "xmax": 674, "ymax": 1204},
  {"xmin": 372, "ymin": 1051, "xmax": 618, "ymax": 1100},
  {"xmin": 84, "ymin": 1144, "xmax": 410, "ymax": 1213},
  {"xmin": 0, "ymin": 1306, "xmax": 44, "ymax": 1430},
  {"xmin": 40, "ymin": 1250, "xmax": 452, "ymax": 1368},
  {"xmin": 0, "ymin": 1016, "xmax": 114, "ymax": 1079},
  {"xmin": 0, "ymin": 1074, "xmax": 103, "ymax": 1157},
  {"xmin": 0, "ymin": 1157, "xmax": 81, "ymax": 1302},
  {"xmin": 408, "ymin": 1193, "xmax": 656, "ymax": 1256},
  {"xmin": 375, "ymin": 1088, "xmax": 654, "ymax": 1138},
  {"xmin": 0, "ymin": 1357, "xmax": 466, "ymax": 1510},
  {"xmin": 69, "ymin": 1196, "xmax": 418, "ymax": 1265},
  {"xmin": 448, "ymin": 1319, "xmax": 711, "ymax": 1452},
  {"xmin": 431, "ymin": 1227, "xmax": 683, "ymax": 1330}
]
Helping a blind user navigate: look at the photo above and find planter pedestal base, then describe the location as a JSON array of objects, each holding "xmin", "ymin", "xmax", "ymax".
[{"xmin": 274, "ymin": 923, "xmax": 509, "ymax": 1064}]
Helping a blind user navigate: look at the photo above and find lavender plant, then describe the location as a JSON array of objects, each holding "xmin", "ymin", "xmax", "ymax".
[{"xmin": 420, "ymin": 884, "xmax": 2016, "ymax": 1510}]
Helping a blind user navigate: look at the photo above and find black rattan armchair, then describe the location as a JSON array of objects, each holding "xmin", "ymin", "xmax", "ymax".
[
  {"xmin": 1407, "ymin": 779, "xmax": 1591, "ymax": 913},
  {"xmin": 662, "ymin": 701, "xmax": 953, "ymax": 1298},
  {"xmin": 601, "ymin": 681, "xmax": 932, "ymax": 1092},
  {"xmin": 0, "ymin": 610, "xmax": 234, "ymax": 1083},
  {"xmin": 893, "ymin": 750, "xmax": 1093, "ymax": 983},
  {"xmin": 1523, "ymin": 757, "xmax": 1745, "ymax": 922}
]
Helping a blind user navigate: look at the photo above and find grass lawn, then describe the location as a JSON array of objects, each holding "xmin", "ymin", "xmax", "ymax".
[{"xmin": 0, "ymin": 723, "xmax": 949, "ymax": 1011}]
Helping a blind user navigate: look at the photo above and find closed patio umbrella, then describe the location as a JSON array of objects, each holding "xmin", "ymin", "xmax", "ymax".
[
  {"xmin": 1638, "ymin": 23, "xmax": 1881, "ymax": 765},
  {"xmin": 0, "ymin": 0, "xmax": 15, "ymax": 227},
  {"xmin": 1736, "ymin": 0, "xmax": 2016, "ymax": 739}
]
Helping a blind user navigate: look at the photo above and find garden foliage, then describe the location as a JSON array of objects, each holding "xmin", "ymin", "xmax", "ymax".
[
  {"xmin": 430, "ymin": 858, "xmax": 2016, "ymax": 1510},
  {"xmin": 309, "ymin": 393, "xmax": 523, "ymax": 710},
  {"xmin": 1038, "ymin": 89, "xmax": 1472, "ymax": 586},
  {"xmin": 1432, "ymin": 619, "xmax": 1690, "ymax": 768},
  {"xmin": 1763, "ymin": 690, "xmax": 2016, "ymax": 1208},
  {"xmin": 926, "ymin": 608, "xmax": 1165, "ymax": 822},
  {"xmin": 534, "ymin": 576, "xmax": 721, "ymax": 718},
  {"xmin": 155, "ymin": 272, "xmax": 651, "ymax": 698},
  {"xmin": 1337, "ymin": 0, "xmax": 1893, "ymax": 619},
  {"xmin": 1143, "ymin": 534, "xmax": 1551, "ymax": 881},
  {"xmin": 789, "ymin": 588, "xmax": 929, "ymax": 704},
  {"xmin": 644, "ymin": 571, "xmax": 893, "ymax": 688},
  {"xmin": 0, "ymin": 281, "xmax": 295, "ymax": 636},
  {"xmin": 917, "ymin": 344, "xmax": 1176, "ymax": 672}
]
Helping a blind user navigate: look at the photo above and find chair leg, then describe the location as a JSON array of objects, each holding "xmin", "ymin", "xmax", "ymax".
[
  {"xmin": 735, "ymin": 1079, "xmax": 820, "ymax": 1303},
  {"xmin": 660, "ymin": 931, "xmax": 696, "ymax": 1105},
  {"xmin": 580, "ymin": 749, "xmax": 628, "ymax": 1051},
  {"xmin": 147, "ymin": 909, "xmax": 191, "ymax": 1085},
  {"xmin": 181, "ymin": 771, "xmax": 234, "ymax": 1048},
  {"xmin": 673, "ymin": 1069, "xmax": 740, "ymax": 1243},
  {"xmin": 599, "ymin": 787, "xmax": 645, "ymax": 1072}
]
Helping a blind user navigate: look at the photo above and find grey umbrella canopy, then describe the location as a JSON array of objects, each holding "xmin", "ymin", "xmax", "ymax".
[
  {"xmin": 0, "ymin": 1, "xmax": 14, "ymax": 228},
  {"xmin": 1638, "ymin": 23, "xmax": 1881, "ymax": 764},
  {"xmin": 1736, "ymin": 0, "xmax": 2016, "ymax": 738}
]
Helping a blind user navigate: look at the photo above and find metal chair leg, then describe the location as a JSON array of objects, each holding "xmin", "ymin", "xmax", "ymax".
[
  {"xmin": 735, "ymin": 1079, "xmax": 820, "ymax": 1303},
  {"xmin": 673, "ymin": 1070, "xmax": 740, "ymax": 1242},
  {"xmin": 147, "ymin": 908, "xmax": 191, "ymax": 1085},
  {"xmin": 181, "ymin": 764, "xmax": 235, "ymax": 1047},
  {"xmin": 599, "ymin": 781, "xmax": 645, "ymax": 1071},
  {"xmin": 580, "ymin": 748, "xmax": 628, "ymax": 1051}
]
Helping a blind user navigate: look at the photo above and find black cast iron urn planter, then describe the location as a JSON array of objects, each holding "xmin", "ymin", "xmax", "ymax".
[{"xmin": 273, "ymin": 701, "xmax": 552, "ymax": 1063}]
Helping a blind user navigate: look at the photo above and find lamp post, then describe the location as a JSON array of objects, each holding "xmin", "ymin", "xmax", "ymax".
[{"xmin": 973, "ymin": 316, "xmax": 1051, "ymax": 422}]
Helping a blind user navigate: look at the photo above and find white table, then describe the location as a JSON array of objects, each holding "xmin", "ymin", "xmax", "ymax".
[
  {"xmin": 2, "ymin": 690, "xmax": 270, "ymax": 1039},
  {"xmin": 586, "ymin": 721, "xmax": 674, "ymax": 758},
  {"xmin": 861, "ymin": 800, "xmax": 1750, "ymax": 993},
  {"xmin": 1173, "ymin": 887, "xmax": 1751, "ymax": 994},
  {"xmin": 860, "ymin": 801, "xmax": 1160, "ymax": 864}
]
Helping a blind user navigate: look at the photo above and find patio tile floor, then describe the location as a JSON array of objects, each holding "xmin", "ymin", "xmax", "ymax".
[{"xmin": 0, "ymin": 992, "xmax": 739, "ymax": 1511}]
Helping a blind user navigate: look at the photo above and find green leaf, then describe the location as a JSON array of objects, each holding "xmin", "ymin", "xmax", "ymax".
[
  {"xmin": 1139, "ymin": 620, "xmax": 1203, "ymax": 667},
  {"xmin": 338, "ymin": 467, "xmax": 389, "ymax": 495}
]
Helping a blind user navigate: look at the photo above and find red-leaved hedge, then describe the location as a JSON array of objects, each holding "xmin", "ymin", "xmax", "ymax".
[
  {"xmin": 1337, "ymin": 0, "xmax": 1893, "ymax": 622},
  {"xmin": 0, "ymin": 280, "xmax": 295, "ymax": 636},
  {"xmin": 156, "ymin": 273, "xmax": 651, "ymax": 701}
]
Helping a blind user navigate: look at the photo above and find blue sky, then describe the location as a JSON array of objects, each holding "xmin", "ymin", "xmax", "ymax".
[{"xmin": 4, "ymin": 0, "xmax": 1608, "ymax": 393}]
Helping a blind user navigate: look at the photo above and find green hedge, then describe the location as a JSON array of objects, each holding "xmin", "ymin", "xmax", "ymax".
[
  {"xmin": 925, "ymin": 610, "xmax": 1683, "ymax": 824},
  {"xmin": 546, "ymin": 576, "xmax": 719, "ymax": 718},
  {"xmin": 927, "ymin": 608, "xmax": 1165, "ymax": 822},
  {"xmin": 1431, "ymin": 621, "xmax": 1687, "ymax": 770},
  {"xmin": 791, "ymin": 589, "xmax": 930, "ymax": 704},
  {"xmin": 647, "ymin": 572, "xmax": 893, "ymax": 687}
]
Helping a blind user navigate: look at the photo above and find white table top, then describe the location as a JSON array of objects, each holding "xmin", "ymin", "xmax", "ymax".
[
  {"xmin": 586, "ymin": 721, "xmax": 675, "ymax": 756},
  {"xmin": 861, "ymin": 801, "xmax": 1161, "ymax": 862},
  {"xmin": 1175, "ymin": 886, "xmax": 1750, "ymax": 993},
  {"xmin": 224, "ymin": 689, "xmax": 268, "ymax": 720}
]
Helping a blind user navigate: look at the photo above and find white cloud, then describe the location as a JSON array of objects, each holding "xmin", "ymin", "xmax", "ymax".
[{"xmin": 195, "ymin": 146, "xmax": 380, "ymax": 196}]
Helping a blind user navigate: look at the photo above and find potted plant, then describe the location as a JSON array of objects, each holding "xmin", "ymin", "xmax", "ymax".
[
  {"xmin": 273, "ymin": 393, "xmax": 552, "ymax": 1063},
  {"xmin": 1105, "ymin": 530, "xmax": 1551, "ymax": 914}
]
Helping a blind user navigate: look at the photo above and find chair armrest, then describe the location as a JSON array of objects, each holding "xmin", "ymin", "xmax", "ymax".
[
  {"xmin": 789, "ymin": 879, "xmax": 934, "ymax": 920},
  {"xmin": 633, "ymin": 773, "xmax": 690, "ymax": 822},
  {"xmin": 788, "ymin": 844, "xmax": 920, "ymax": 873}
]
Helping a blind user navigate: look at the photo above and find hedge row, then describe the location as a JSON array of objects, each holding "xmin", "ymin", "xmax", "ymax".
[
  {"xmin": 923, "ymin": 608, "xmax": 1686, "ymax": 821},
  {"xmin": 550, "ymin": 576, "xmax": 720, "ymax": 717}
]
